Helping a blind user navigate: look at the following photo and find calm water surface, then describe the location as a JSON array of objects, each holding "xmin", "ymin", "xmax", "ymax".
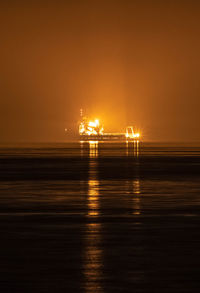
[{"xmin": 0, "ymin": 142, "xmax": 200, "ymax": 292}]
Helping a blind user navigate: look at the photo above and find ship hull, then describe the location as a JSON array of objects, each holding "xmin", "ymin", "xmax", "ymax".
[{"xmin": 79, "ymin": 134, "xmax": 139, "ymax": 141}]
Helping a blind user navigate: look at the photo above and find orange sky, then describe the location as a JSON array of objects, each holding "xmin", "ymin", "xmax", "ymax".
[{"xmin": 1, "ymin": 1, "xmax": 200, "ymax": 142}]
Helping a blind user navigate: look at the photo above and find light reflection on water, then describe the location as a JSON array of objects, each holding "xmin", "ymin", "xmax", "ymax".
[
  {"xmin": 125, "ymin": 178, "xmax": 141, "ymax": 215},
  {"xmin": 126, "ymin": 140, "xmax": 140, "ymax": 157},
  {"xmin": 88, "ymin": 141, "xmax": 99, "ymax": 217},
  {"xmin": 83, "ymin": 141, "xmax": 103, "ymax": 292},
  {"xmin": 83, "ymin": 221, "xmax": 102, "ymax": 293},
  {"xmin": 126, "ymin": 141, "xmax": 141, "ymax": 215},
  {"xmin": 132, "ymin": 179, "xmax": 141, "ymax": 215},
  {"xmin": 83, "ymin": 141, "xmax": 142, "ymax": 292}
]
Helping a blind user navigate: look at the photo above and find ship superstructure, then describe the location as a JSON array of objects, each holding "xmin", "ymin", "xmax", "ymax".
[{"xmin": 79, "ymin": 118, "xmax": 104, "ymax": 136}]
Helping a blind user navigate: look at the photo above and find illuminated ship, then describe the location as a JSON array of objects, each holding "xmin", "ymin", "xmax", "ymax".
[{"xmin": 79, "ymin": 110, "xmax": 140, "ymax": 141}]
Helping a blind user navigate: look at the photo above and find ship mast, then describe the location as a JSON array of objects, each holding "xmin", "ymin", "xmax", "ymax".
[{"xmin": 80, "ymin": 108, "xmax": 83, "ymax": 120}]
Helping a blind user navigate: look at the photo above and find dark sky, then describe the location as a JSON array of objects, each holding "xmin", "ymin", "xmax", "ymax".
[{"xmin": 1, "ymin": 0, "xmax": 200, "ymax": 142}]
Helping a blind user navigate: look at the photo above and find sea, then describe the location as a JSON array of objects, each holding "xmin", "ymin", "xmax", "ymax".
[{"xmin": 0, "ymin": 142, "xmax": 200, "ymax": 293}]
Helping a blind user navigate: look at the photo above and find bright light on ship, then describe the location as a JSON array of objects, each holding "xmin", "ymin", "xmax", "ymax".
[
  {"xmin": 125, "ymin": 126, "xmax": 140, "ymax": 139},
  {"xmin": 79, "ymin": 118, "xmax": 104, "ymax": 136}
]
